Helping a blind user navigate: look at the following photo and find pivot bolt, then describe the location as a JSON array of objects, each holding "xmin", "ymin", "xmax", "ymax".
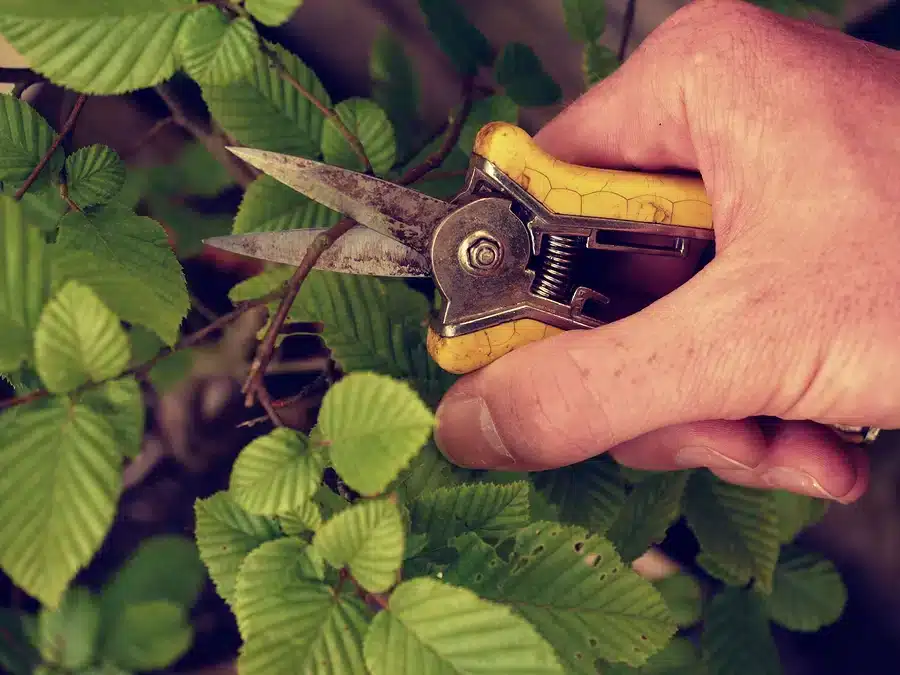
[{"xmin": 464, "ymin": 237, "xmax": 502, "ymax": 272}]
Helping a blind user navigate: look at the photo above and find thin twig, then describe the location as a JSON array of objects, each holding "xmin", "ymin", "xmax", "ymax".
[
  {"xmin": 255, "ymin": 386, "xmax": 285, "ymax": 427},
  {"xmin": 618, "ymin": 0, "xmax": 638, "ymax": 62},
  {"xmin": 0, "ymin": 288, "xmax": 285, "ymax": 412},
  {"xmin": 154, "ymin": 83, "xmax": 257, "ymax": 187},
  {"xmin": 241, "ymin": 80, "xmax": 477, "ymax": 407},
  {"xmin": 259, "ymin": 43, "xmax": 373, "ymax": 174},
  {"xmin": 242, "ymin": 217, "xmax": 357, "ymax": 405},
  {"xmin": 237, "ymin": 373, "xmax": 329, "ymax": 429},
  {"xmin": 14, "ymin": 94, "xmax": 87, "ymax": 200},
  {"xmin": 398, "ymin": 78, "xmax": 474, "ymax": 186}
]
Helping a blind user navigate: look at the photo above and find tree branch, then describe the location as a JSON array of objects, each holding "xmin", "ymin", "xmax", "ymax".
[
  {"xmin": 241, "ymin": 80, "xmax": 477, "ymax": 409},
  {"xmin": 14, "ymin": 94, "xmax": 87, "ymax": 200},
  {"xmin": 618, "ymin": 0, "xmax": 638, "ymax": 63},
  {"xmin": 154, "ymin": 83, "xmax": 258, "ymax": 187},
  {"xmin": 259, "ymin": 43, "xmax": 373, "ymax": 175}
]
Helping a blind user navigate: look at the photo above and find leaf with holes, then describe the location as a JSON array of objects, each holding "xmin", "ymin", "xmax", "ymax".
[
  {"xmin": 458, "ymin": 95, "xmax": 519, "ymax": 154},
  {"xmin": 683, "ymin": 471, "xmax": 780, "ymax": 593},
  {"xmin": 495, "ymin": 43, "xmax": 562, "ymax": 107},
  {"xmin": 317, "ymin": 372, "xmax": 435, "ymax": 495},
  {"xmin": 364, "ymin": 577, "xmax": 564, "ymax": 674},
  {"xmin": 233, "ymin": 175, "xmax": 341, "ymax": 234},
  {"xmin": 234, "ymin": 538, "xmax": 369, "ymax": 675},
  {"xmin": 654, "ymin": 574, "xmax": 703, "ymax": 629},
  {"xmin": 0, "ymin": 0, "xmax": 197, "ymax": 95},
  {"xmin": 246, "ymin": 0, "xmax": 304, "ymax": 26},
  {"xmin": 194, "ymin": 491, "xmax": 282, "ymax": 606},
  {"xmin": 230, "ymin": 427, "xmax": 327, "ymax": 517},
  {"xmin": 101, "ymin": 601, "xmax": 192, "ymax": 671},
  {"xmin": 606, "ymin": 471, "xmax": 688, "ymax": 562},
  {"xmin": 532, "ymin": 456, "xmax": 626, "ymax": 535},
  {"xmin": 702, "ymin": 588, "xmax": 782, "ymax": 675},
  {"xmin": 179, "ymin": 7, "xmax": 258, "ymax": 86},
  {"xmin": 605, "ymin": 637, "xmax": 706, "ymax": 675},
  {"xmin": 444, "ymin": 523, "xmax": 677, "ymax": 671},
  {"xmin": 562, "ymin": 0, "xmax": 607, "ymax": 42},
  {"xmin": 313, "ymin": 498, "xmax": 405, "ymax": 593},
  {"xmin": 763, "ymin": 547, "xmax": 846, "ymax": 632},
  {"xmin": 64, "ymin": 145, "xmax": 125, "ymax": 208},
  {"xmin": 201, "ymin": 43, "xmax": 330, "ymax": 157},
  {"xmin": 321, "ymin": 98, "xmax": 397, "ymax": 175},
  {"xmin": 0, "ymin": 95, "xmax": 64, "ymax": 189},
  {"xmin": 772, "ymin": 490, "xmax": 829, "ymax": 543},
  {"xmin": 53, "ymin": 203, "xmax": 188, "ymax": 345},
  {"xmin": 38, "ymin": 586, "xmax": 101, "ymax": 670},
  {"xmin": 0, "ymin": 196, "xmax": 51, "ymax": 372},
  {"xmin": 410, "ymin": 481, "xmax": 531, "ymax": 547},
  {"xmin": 34, "ymin": 281, "xmax": 130, "ymax": 393},
  {"xmin": 417, "ymin": 0, "xmax": 493, "ymax": 76},
  {"xmin": 0, "ymin": 398, "xmax": 121, "ymax": 607}
]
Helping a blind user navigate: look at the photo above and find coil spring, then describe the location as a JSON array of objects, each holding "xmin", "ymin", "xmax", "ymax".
[{"xmin": 532, "ymin": 235, "xmax": 582, "ymax": 302}]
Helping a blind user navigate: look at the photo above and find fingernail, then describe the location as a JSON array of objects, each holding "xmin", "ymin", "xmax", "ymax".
[
  {"xmin": 673, "ymin": 446, "xmax": 754, "ymax": 471},
  {"xmin": 760, "ymin": 467, "xmax": 838, "ymax": 500},
  {"xmin": 434, "ymin": 395, "xmax": 513, "ymax": 468}
]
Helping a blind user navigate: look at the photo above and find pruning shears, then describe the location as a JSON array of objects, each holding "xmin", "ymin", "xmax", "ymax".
[{"xmin": 205, "ymin": 121, "xmax": 880, "ymax": 446}]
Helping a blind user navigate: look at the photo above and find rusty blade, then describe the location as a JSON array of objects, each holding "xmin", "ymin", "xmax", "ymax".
[
  {"xmin": 203, "ymin": 227, "xmax": 431, "ymax": 277},
  {"xmin": 226, "ymin": 147, "xmax": 455, "ymax": 260}
]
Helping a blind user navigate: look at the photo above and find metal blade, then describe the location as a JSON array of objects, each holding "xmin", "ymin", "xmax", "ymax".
[
  {"xmin": 203, "ymin": 227, "xmax": 431, "ymax": 278},
  {"xmin": 227, "ymin": 147, "xmax": 455, "ymax": 259}
]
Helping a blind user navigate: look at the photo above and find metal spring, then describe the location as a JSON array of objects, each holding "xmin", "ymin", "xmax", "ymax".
[{"xmin": 532, "ymin": 235, "xmax": 582, "ymax": 302}]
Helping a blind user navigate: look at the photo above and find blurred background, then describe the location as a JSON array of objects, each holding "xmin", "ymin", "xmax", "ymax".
[{"xmin": 1, "ymin": 1, "xmax": 899, "ymax": 673}]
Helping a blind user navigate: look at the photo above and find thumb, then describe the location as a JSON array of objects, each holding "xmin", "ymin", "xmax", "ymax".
[{"xmin": 432, "ymin": 266, "xmax": 764, "ymax": 470}]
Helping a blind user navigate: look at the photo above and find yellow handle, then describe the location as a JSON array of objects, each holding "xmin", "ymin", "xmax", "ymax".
[
  {"xmin": 473, "ymin": 122, "xmax": 714, "ymax": 229},
  {"xmin": 427, "ymin": 320, "xmax": 565, "ymax": 375}
]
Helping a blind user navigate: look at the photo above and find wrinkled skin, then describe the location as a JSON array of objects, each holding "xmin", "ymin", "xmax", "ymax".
[{"xmin": 434, "ymin": 0, "xmax": 900, "ymax": 504}]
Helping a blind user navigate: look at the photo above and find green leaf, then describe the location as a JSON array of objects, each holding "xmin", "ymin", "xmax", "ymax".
[
  {"xmin": 246, "ymin": 0, "xmax": 303, "ymax": 26},
  {"xmin": 102, "ymin": 601, "xmax": 192, "ymax": 671},
  {"xmin": 0, "ymin": 196, "xmax": 50, "ymax": 371},
  {"xmin": 317, "ymin": 371, "xmax": 435, "ymax": 496},
  {"xmin": 773, "ymin": 490, "xmax": 829, "ymax": 543},
  {"xmin": 606, "ymin": 637, "xmax": 706, "ymax": 675},
  {"xmin": 458, "ymin": 95, "xmax": 519, "ymax": 154},
  {"xmin": 364, "ymin": 577, "xmax": 564, "ymax": 674},
  {"xmin": 144, "ymin": 141, "xmax": 233, "ymax": 198},
  {"xmin": 563, "ymin": 0, "xmax": 607, "ymax": 42},
  {"xmin": 0, "ymin": 1, "xmax": 197, "ymax": 95},
  {"xmin": 179, "ymin": 7, "xmax": 259, "ymax": 86},
  {"xmin": 0, "ymin": 608, "xmax": 40, "ymax": 675},
  {"xmin": 233, "ymin": 174, "xmax": 341, "ymax": 234},
  {"xmin": 696, "ymin": 552, "xmax": 750, "ymax": 587},
  {"xmin": 583, "ymin": 42, "xmax": 619, "ymax": 87},
  {"xmin": 64, "ymin": 145, "xmax": 126, "ymax": 208},
  {"xmin": 194, "ymin": 491, "xmax": 282, "ymax": 605},
  {"xmin": 370, "ymin": 28, "xmax": 420, "ymax": 142},
  {"xmin": 321, "ymin": 98, "xmax": 397, "ymax": 175},
  {"xmin": 201, "ymin": 43, "xmax": 330, "ymax": 157},
  {"xmin": 654, "ymin": 574, "xmax": 703, "ymax": 628},
  {"xmin": 313, "ymin": 498, "xmax": 405, "ymax": 593},
  {"xmin": 14, "ymin": 182, "xmax": 69, "ymax": 232},
  {"xmin": 101, "ymin": 536, "xmax": 205, "ymax": 622},
  {"xmin": 410, "ymin": 481, "xmax": 531, "ymax": 546},
  {"xmin": 0, "ymin": 398, "xmax": 121, "ymax": 608},
  {"xmin": 77, "ymin": 377, "xmax": 145, "ymax": 459},
  {"xmin": 606, "ymin": 471, "xmax": 688, "ymax": 562},
  {"xmin": 763, "ymin": 547, "xmax": 846, "ymax": 632},
  {"xmin": 683, "ymin": 471, "xmax": 780, "ymax": 593},
  {"xmin": 38, "ymin": 586, "xmax": 100, "ymax": 670},
  {"xmin": 278, "ymin": 500, "xmax": 323, "ymax": 536},
  {"xmin": 702, "ymin": 588, "xmax": 782, "ymax": 675},
  {"xmin": 128, "ymin": 326, "xmax": 193, "ymax": 394},
  {"xmin": 230, "ymin": 427, "xmax": 327, "ymax": 516},
  {"xmin": 446, "ymin": 523, "xmax": 677, "ymax": 671},
  {"xmin": 532, "ymin": 456, "xmax": 626, "ymax": 535},
  {"xmin": 417, "ymin": 0, "xmax": 493, "ymax": 76},
  {"xmin": 149, "ymin": 197, "xmax": 232, "ymax": 259},
  {"xmin": 234, "ymin": 538, "xmax": 369, "ymax": 675},
  {"xmin": 495, "ymin": 43, "xmax": 562, "ymax": 107},
  {"xmin": 393, "ymin": 440, "xmax": 464, "ymax": 504},
  {"xmin": 34, "ymin": 281, "xmax": 130, "ymax": 393},
  {"xmin": 0, "ymin": 95, "xmax": 63, "ymax": 189},
  {"xmin": 54, "ymin": 203, "xmax": 189, "ymax": 345}
]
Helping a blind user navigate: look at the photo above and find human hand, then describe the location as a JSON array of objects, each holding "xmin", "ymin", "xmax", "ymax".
[{"xmin": 433, "ymin": 0, "xmax": 900, "ymax": 503}]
